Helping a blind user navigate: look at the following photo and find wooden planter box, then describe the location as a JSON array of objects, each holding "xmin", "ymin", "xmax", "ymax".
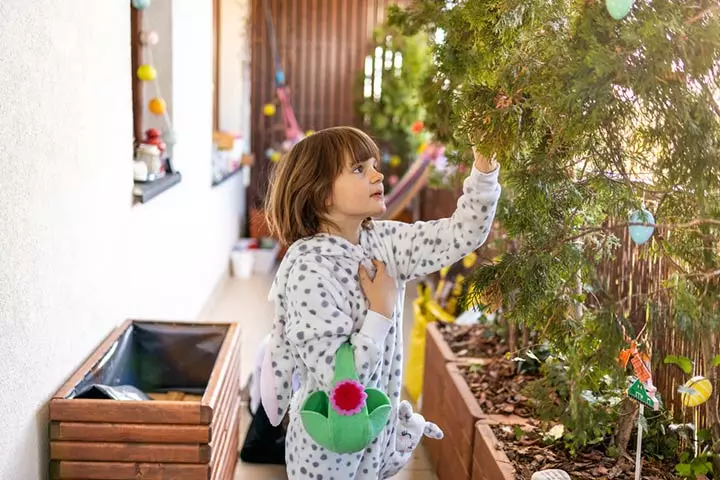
[
  {"xmin": 49, "ymin": 320, "xmax": 242, "ymax": 480},
  {"xmin": 471, "ymin": 420, "xmax": 522, "ymax": 480},
  {"xmin": 421, "ymin": 323, "xmax": 493, "ymax": 474},
  {"xmin": 435, "ymin": 363, "xmax": 485, "ymax": 480}
]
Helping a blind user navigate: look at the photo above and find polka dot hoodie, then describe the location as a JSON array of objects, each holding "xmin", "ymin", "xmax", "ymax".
[{"xmin": 261, "ymin": 166, "xmax": 501, "ymax": 479}]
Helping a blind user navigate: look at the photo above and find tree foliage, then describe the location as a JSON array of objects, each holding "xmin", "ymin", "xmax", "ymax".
[{"xmin": 390, "ymin": 0, "xmax": 720, "ymax": 456}]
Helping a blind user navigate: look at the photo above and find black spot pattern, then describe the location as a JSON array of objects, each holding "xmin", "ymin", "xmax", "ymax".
[{"xmin": 263, "ymin": 167, "xmax": 501, "ymax": 478}]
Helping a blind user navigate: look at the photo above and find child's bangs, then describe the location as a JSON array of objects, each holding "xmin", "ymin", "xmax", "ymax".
[{"xmin": 340, "ymin": 129, "xmax": 380, "ymax": 168}]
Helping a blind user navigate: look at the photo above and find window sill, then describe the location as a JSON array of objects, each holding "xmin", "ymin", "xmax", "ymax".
[
  {"xmin": 212, "ymin": 167, "xmax": 243, "ymax": 188},
  {"xmin": 133, "ymin": 172, "xmax": 182, "ymax": 204}
]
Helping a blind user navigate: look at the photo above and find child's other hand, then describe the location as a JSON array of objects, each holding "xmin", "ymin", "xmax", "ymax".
[{"xmin": 359, "ymin": 260, "xmax": 397, "ymax": 319}]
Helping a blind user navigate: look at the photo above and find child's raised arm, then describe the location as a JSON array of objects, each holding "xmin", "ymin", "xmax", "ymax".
[{"xmin": 374, "ymin": 151, "xmax": 501, "ymax": 282}]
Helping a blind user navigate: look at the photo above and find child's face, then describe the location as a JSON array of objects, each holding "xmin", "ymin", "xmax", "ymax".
[{"xmin": 328, "ymin": 157, "xmax": 386, "ymax": 221}]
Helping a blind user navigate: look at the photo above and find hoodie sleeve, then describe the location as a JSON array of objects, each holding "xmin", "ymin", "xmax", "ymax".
[
  {"xmin": 376, "ymin": 166, "xmax": 501, "ymax": 282},
  {"xmin": 283, "ymin": 259, "xmax": 392, "ymax": 389}
]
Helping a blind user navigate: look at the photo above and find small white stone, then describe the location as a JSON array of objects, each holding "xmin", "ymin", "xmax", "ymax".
[{"xmin": 531, "ymin": 470, "xmax": 571, "ymax": 480}]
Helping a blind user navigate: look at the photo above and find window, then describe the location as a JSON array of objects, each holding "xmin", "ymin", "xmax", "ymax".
[{"xmin": 130, "ymin": 1, "xmax": 181, "ymax": 203}]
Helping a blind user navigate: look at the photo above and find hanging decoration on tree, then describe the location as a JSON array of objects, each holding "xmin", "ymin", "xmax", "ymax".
[
  {"xmin": 605, "ymin": 0, "xmax": 635, "ymax": 20},
  {"xmin": 680, "ymin": 376, "xmax": 713, "ymax": 407},
  {"xmin": 628, "ymin": 208, "xmax": 655, "ymax": 245},
  {"xmin": 665, "ymin": 354, "xmax": 716, "ymax": 459}
]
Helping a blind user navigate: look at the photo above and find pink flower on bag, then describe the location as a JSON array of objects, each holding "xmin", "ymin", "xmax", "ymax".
[{"xmin": 330, "ymin": 379, "xmax": 367, "ymax": 416}]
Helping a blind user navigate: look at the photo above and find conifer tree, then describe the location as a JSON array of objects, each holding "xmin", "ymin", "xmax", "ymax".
[{"xmin": 391, "ymin": 0, "xmax": 720, "ymax": 459}]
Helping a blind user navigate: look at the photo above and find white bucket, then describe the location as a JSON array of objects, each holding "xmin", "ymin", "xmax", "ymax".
[{"xmin": 231, "ymin": 250, "xmax": 255, "ymax": 278}]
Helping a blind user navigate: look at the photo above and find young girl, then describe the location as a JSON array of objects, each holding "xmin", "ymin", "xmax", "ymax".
[{"xmin": 261, "ymin": 126, "xmax": 501, "ymax": 479}]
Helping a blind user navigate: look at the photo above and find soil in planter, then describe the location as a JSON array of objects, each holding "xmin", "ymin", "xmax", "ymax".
[
  {"xmin": 459, "ymin": 360, "xmax": 537, "ymax": 417},
  {"xmin": 491, "ymin": 424, "xmax": 680, "ymax": 480},
  {"xmin": 438, "ymin": 322, "xmax": 509, "ymax": 358}
]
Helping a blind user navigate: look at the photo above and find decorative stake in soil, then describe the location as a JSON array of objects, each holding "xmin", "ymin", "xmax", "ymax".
[
  {"xmin": 621, "ymin": 342, "xmax": 660, "ymax": 480},
  {"xmin": 634, "ymin": 404, "xmax": 644, "ymax": 480}
]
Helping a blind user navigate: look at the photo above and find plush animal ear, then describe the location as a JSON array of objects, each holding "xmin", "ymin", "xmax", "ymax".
[
  {"xmin": 398, "ymin": 400, "xmax": 413, "ymax": 422},
  {"xmin": 423, "ymin": 421, "xmax": 444, "ymax": 439}
]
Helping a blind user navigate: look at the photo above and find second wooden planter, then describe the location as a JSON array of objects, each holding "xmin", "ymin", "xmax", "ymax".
[{"xmin": 421, "ymin": 322, "xmax": 493, "ymax": 475}]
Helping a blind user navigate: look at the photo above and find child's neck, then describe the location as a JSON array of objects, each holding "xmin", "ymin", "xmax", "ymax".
[{"xmin": 321, "ymin": 219, "xmax": 362, "ymax": 245}]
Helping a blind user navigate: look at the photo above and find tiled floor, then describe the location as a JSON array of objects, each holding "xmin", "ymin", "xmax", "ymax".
[{"xmin": 199, "ymin": 270, "xmax": 438, "ymax": 479}]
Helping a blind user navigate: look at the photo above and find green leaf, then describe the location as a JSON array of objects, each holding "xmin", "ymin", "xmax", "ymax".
[
  {"xmin": 664, "ymin": 355, "xmax": 693, "ymax": 375},
  {"xmin": 675, "ymin": 463, "xmax": 692, "ymax": 477},
  {"xmin": 712, "ymin": 355, "xmax": 720, "ymax": 368}
]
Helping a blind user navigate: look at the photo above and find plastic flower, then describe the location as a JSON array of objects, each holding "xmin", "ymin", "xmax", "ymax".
[{"xmin": 330, "ymin": 379, "xmax": 367, "ymax": 416}]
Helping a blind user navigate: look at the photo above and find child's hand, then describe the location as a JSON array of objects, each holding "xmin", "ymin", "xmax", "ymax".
[
  {"xmin": 359, "ymin": 260, "xmax": 397, "ymax": 319},
  {"xmin": 469, "ymin": 133, "xmax": 499, "ymax": 173}
]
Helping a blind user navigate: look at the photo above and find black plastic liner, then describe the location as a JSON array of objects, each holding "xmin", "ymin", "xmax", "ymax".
[{"xmin": 68, "ymin": 321, "xmax": 229, "ymax": 399}]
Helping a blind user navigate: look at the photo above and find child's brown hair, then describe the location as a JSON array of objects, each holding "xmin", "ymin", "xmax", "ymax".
[{"xmin": 265, "ymin": 126, "xmax": 381, "ymax": 246}]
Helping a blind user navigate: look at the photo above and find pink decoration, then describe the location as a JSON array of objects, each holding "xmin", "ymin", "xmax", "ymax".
[
  {"xmin": 388, "ymin": 175, "xmax": 399, "ymax": 186},
  {"xmin": 140, "ymin": 31, "xmax": 159, "ymax": 46},
  {"xmin": 330, "ymin": 379, "xmax": 367, "ymax": 416}
]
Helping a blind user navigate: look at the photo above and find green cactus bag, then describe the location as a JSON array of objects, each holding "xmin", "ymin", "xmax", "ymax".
[{"xmin": 300, "ymin": 343, "xmax": 392, "ymax": 453}]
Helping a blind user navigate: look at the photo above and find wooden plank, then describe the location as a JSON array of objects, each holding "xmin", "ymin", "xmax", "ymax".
[
  {"xmin": 210, "ymin": 381, "xmax": 241, "ymax": 469},
  {"xmin": 210, "ymin": 397, "xmax": 241, "ymax": 480},
  {"xmin": 50, "ymin": 441, "xmax": 210, "ymax": 464},
  {"xmin": 50, "ymin": 399, "xmax": 211, "ymax": 425},
  {"xmin": 53, "ymin": 320, "xmax": 132, "ymax": 399},
  {"xmin": 202, "ymin": 323, "xmax": 241, "ymax": 411},
  {"xmin": 51, "ymin": 461, "xmax": 209, "ymax": 480},
  {"xmin": 49, "ymin": 422, "xmax": 210, "ymax": 444},
  {"xmin": 209, "ymin": 339, "xmax": 242, "ymax": 465}
]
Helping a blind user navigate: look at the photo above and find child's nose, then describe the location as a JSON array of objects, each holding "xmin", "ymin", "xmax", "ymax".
[{"xmin": 371, "ymin": 169, "xmax": 384, "ymax": 183}]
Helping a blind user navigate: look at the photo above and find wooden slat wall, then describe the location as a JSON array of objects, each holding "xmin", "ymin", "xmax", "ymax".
[{"xmin": 249, "ymin": 0, "xmax": 405, "ymax": 209}]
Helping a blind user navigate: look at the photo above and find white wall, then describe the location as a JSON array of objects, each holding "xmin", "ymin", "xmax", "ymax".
[{"xmin": 0, "ymin": 1, "xmax": 247, "ymax": 477}]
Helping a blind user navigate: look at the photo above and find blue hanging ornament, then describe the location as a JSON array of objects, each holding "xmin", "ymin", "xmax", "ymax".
[
  {"xmin": 606, "ymin": 0, "xmax": 634, "ymax": 20},
  {"xmin": 132, "ymin": 0, "xmax": 151, "ymax": 9},
  {"xmin": 629, "ymin": 209, "xmax": 655, "ymax": 245}
]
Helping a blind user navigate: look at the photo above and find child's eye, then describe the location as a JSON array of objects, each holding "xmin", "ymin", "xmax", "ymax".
[{"xmin": 353, "ymin": 165, "xmax": 364, "ymax": 174}]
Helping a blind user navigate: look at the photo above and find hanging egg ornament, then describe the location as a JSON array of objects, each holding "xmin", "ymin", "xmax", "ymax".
[
  {"xmin": 265, "ymin": 148, "xmax": 275, "ymax": 159},
  {"xmin": 270, "ymin": 151, "xmax": 282, "ymax": 163},
  {"xmin": 137, "ymin": 64, "xmax": 157, "ymax": 81},
  {"xmin": 629, "ymin": 209, "xmax": 655, "ymax": 245},
  {"xmin": 140, "ymin": 30, "xmax": 159, "ymax": 46},
  {"xmin": 148, "ymin": 97, "xmax": 166, "ymax": 115},
  {"xmin": 388, "ymin": 175, "xmax": 399, "ymax": 187},
  {"xmin": 305, "ymin": 130, "xmax": 315, "ymax": 136},
  {"xmin": 263, "ymin": 104, "xmax": 277, "ymax": 117},
  {"xmin": 606, "ymin": 0, "xmax": 634, "ymax": 20},
  {"xmin": 680, "ymin": 376, "xmax": 713, "ymax": 407},
  {"xmin": 132, "ymin": 0, "xmax": 151, "ymax": 10},
  {"xmin": 411, "ymin": 120, "xmax": 424, "ymax": 134},
  {"xmin": 389, "ymin": 156, "xmax": 401, "ymax": 168}
]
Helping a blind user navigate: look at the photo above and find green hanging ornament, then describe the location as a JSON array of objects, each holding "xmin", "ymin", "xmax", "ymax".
[
  {"xmin": 300, "ymin": 343, "xmax": 392, "ymax": 453},
  {"xmin": 606, "ymin": 0, "xmax": 635, "ymax": 20}
]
